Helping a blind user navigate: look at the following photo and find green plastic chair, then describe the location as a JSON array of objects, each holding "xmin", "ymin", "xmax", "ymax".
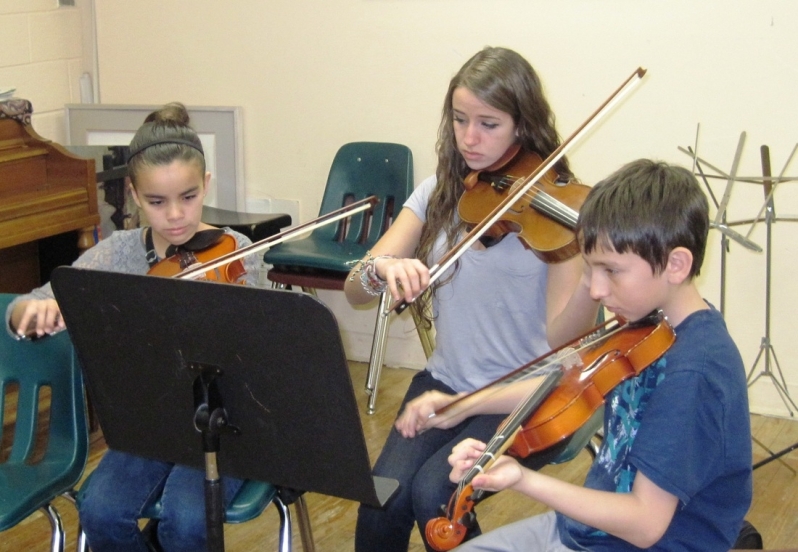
[
  {"xmin": 263, "ymin": 142, "xmax": 415, "ymax": 414},
  {"xmin": 0, "ymin": 293, "xmax": 89, "ymax": 552},
  {"xmin": 73, "ymin": 476, "xmax": 313, "ymax": 552}
]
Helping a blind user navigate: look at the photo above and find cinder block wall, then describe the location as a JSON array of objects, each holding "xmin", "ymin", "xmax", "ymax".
[{"xmin": 0, "ymin": 0, "xmax": 87, "ymax": 142}]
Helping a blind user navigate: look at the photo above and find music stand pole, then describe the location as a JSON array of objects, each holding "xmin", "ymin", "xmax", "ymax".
[
  {"xmin": 687, "ymin": 147, "xmax": 731, "ymax": 317},
  {"xmin": 745, "ymin": 146, "xmax": 798, "ymax": 418},
  {"xmin": 192, "ymin": 363, "xmax": 240, "ymax": 552}
]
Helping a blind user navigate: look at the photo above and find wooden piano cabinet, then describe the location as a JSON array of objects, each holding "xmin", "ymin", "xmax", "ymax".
[{"xmin": 0, "ymin": 99, "xmax": 100, "ymax": 292}]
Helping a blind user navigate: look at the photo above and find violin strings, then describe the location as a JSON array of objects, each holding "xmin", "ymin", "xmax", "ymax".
[{"xmin": 501, "ymin": 175, "xmax": 579, "ymax": 228}]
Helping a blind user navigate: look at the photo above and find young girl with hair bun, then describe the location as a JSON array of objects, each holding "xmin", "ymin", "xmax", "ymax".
[{"xmin": 5, "ymin": 102, "xmax": 259, "ymax": 551}]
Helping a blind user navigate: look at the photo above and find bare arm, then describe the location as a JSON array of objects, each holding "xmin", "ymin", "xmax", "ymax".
[
  {"xmin": 449, "ymin": 442, "xmax": 679, "ymax": 549},
  {"xmin": 545, "ymin": 254, "xmax": 600, "ymax": 349},
  {"xmin": 344, "ymin": 208, "xmax": 430, "ymax": 305},
  {"xmin": 396, "ymin": 376, "xmax": 547, "ymax": 437}
]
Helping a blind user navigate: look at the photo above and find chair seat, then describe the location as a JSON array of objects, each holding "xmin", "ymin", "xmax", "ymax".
[
  {"xmin": 0, "ymin": 462, "xmax": 84, "ymax": 531},
  {"xmin": 225, "ymin": 480, "xmax": 278, "ymax": 524},
  {"xmin": 264, "ymin": 237, "xmax": 368, "ymax": 273},
  {"xmin": 267, "ymin": 268, "xmax": 348, "ymax": 291}
]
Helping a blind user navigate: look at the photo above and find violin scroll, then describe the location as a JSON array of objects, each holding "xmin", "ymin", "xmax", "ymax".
[{"xmin": 425, "ymin": 485, "xmax": 478, "ymax": 551}]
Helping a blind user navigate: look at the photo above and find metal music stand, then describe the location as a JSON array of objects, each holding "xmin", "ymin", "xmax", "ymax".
[
  {"xmin": 680, "ymin": 130, "xmax": 763, "ymax": 318},
  {"xmin": 51, "ymin": 267, "xmax": 398, "ymax": 552},
  {"xmin": 681, "ymin": 134, "xmax": 798, "ymax": 471},
  {"xmin": 742, "ymin": 145, "xmax": 798, "ymax": 470},
  {"xmin": 743, "ymin": 146, "xmax": 798, "ymax": 419}
]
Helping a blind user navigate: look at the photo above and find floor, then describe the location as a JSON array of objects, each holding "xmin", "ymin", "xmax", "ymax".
[{"xmin": 2, "ymin": 362, "xmax": 798, "ymax": 551}]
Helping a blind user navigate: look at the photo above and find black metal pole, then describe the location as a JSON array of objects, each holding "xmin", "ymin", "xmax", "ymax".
[{"xmin": 192, "ymin": 363, "xmax": 240, "ymax": 552}]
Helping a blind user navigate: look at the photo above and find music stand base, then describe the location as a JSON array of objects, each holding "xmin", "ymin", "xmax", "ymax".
[
  {"xmin": 747, "ymin": 340, "xmax": 798, "ymax": 417},
  {"xmin": 753, "ymin": 439, "xmax": 798, "ymax": 471}
]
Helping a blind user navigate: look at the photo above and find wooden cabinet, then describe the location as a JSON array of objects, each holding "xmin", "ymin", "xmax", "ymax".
[{"xmin": 0, "ymin": 99, "xmax": 99, "ymax": 292}]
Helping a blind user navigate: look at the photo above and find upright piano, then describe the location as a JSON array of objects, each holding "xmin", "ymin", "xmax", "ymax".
[{"xmin": 0, "ymin": 99, "xmax": 99, "ymax": 293}]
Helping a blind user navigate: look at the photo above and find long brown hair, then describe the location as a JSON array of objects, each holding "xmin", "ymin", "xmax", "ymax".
[{"xmin": 413, "ymin": 47, "xmax": 571, "ymax": 325}]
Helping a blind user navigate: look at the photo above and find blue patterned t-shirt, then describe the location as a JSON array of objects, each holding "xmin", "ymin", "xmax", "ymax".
[{"xmin": 557, "ymin": 307, "xmax": 752, "ymax": 552}]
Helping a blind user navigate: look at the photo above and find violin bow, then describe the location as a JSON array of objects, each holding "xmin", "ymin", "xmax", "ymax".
[
  {"xmin": 175, "ymin": 195, "xmax": 379, "ymax": 280},
  {"xmin": 393, "ymin": 67, "xmax": 647, "ymax": 314},
  {"xmin": 427, "ymin": 314, "xmax": 622, "ymax": 426}
]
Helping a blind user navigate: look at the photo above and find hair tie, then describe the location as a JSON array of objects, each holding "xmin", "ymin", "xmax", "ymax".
[{"xmin": 128, "ymin": 138, "xmax": 204, "ymax": 161}]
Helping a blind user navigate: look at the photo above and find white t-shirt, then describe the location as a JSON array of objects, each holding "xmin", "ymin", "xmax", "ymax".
[{"xmin": 404, "ymin": 175, "xmax": 550, "ymax": 393}]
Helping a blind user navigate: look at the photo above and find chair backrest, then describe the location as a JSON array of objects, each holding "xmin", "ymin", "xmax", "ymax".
[
  {"xmin": 0, "ymin": 293, "xmax": 88, "ymax": 529},
  {"xmin": 313, "ymin": 142, "xmax": 413, "ymax": 247}
]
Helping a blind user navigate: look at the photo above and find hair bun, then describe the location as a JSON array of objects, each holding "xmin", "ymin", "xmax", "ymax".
[{"xmin": 144, "ymin": 102, "xmax": 191, "ymax": 126}]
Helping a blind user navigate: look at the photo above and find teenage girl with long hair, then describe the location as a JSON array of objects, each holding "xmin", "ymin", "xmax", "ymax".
[{"xmin": 345, "ymin": 47, "xmax": 599, "ymax": 551}]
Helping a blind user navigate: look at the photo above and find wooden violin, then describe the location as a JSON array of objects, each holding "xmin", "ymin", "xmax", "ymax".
[
  {"xmin": 147, "ymin": 232, "xmax": 246, "ymax": 283},
  {"xmin": 458, "ymin": 144, "xmax": 591, "ymax": 263},
  {"xmin": 425, "ymin": 310, "xmax": 675, "ymax": 551},
  {"xmin": 146, "ymin": 195, "xmax": 379, "ymax": 282}
]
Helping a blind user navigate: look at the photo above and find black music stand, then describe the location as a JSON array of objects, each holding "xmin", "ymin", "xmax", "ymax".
[{"xmin": 51, "ymin": 267, "xmax": 397, "ymax": 552}]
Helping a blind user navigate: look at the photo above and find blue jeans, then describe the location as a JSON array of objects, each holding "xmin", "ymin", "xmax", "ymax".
[
  {"xmin": 79, "ymin": 450, "xmax": 244, "ymax": 552},
  {"xmin": 355, "ymin": 370, "xmax": 507, "ymax": 552}
]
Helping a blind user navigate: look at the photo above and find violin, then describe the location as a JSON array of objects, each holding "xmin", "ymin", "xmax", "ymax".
[
  {"xmin": 147, "ymin": 232, "xmax": 246, "ymax": 283},
  {"xmin": 457, "ymin": 144, "xmax": 591, "ymax": 263},
  {"xmin": 424, "ymin": 310, "xmax": 675, "ymax": 551},
  {"xmin": 146, "ymin": 195, "xmax": 379, "ymax": 282}
]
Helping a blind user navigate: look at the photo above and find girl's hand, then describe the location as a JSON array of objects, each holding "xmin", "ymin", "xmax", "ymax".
[
  {"xmin": 395, "ymin": 390, "xmax": 460, "ymax": 438},
  {"xmin": 14, "ymin": 299, "xmax": 65, "ymax": 338},
  {"xmin": 375, "ymin": 256, "xmax": 430, "ymax": 303}
]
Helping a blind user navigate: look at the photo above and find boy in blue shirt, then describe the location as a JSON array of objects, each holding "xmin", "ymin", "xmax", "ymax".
[{"xmin": 446, "ymin": 159, "xmax": 753, "ymax": 551}]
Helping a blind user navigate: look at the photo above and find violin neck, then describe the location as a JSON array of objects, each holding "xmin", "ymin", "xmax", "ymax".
[
  {"xmin": 463, "ymin": 370, "xmax": 563, "ymax": 483},
  {"xmin": 529, "ymin": 189, "xmax": 579, "ymax": 229}
]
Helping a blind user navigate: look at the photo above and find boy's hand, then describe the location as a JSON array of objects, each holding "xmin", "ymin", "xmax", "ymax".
[
  {"xmin": 395, "ymin": 390, "xmax": 461, "ymax": 438},
  {"xmin": 448, "ymin": 439, "xmax": 524, "ymax": 492},
  {"xmin": 15, "ymin": 299, "xmax": 65, "ymax": 338},
  {"xmin": 470, "ymin": 455, "xmax": 525, "ymax": 492},
  {"xmin": 447, "ymin": 438, "xmax": 487, "ymax": 481}
]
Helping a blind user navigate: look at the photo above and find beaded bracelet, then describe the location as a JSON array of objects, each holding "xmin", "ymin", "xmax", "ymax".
[{"xmin": 347, "ymin": 251, "xmax": 396, "ymax": 296}]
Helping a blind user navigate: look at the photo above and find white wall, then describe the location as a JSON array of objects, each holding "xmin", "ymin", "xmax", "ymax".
[
  {"xmin": 85, "ymin": 0, "xmax": 798, "ymax": 416},
  {"xmin": 0, "ymin": 0, "xmax": 92, "ymax": 139}
]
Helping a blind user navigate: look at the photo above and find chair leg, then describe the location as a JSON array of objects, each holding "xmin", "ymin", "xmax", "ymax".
[
  {"xmin": 39, "ymin": 502, "xmax": 66, "ymax": 552},
  {"xmin": 272, "ymin": 496, "xmax": 293, "ymax": 552},
  {"xmin": 75, "ymin": 529, "xmax": 89, "ymax": 552},
  {"xmin": 293, "ymin": 494, "xmax": 315, "ymax": 552},
  {"xmin": 409, "ymin": 307, "xmax": 435, "ymax": 360},
  {"xmin": 365, "ymin": 291, "xmax": 392, "ymax": 415},
  {"xmin": 587, "ymin": 429, "xmax": 604, "ymax": 459},
  {"xmin": 60, "ymin": 491, "xmax": 89, "ymax": 552}
]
